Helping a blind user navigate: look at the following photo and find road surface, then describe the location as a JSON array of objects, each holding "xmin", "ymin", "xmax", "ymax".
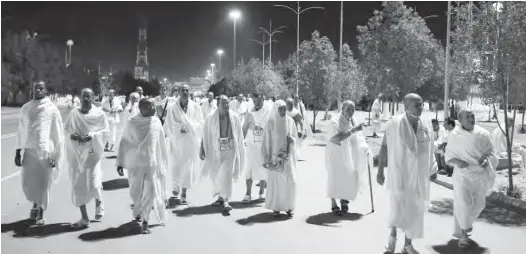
[{"xmin": 2, "ymin": 108, "xmax": 525, "ymax": 254}]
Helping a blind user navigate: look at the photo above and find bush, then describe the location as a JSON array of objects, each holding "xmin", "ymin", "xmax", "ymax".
[{"xmin": 497, "ymin": 183, "xmax": 524, "ymax": 200}]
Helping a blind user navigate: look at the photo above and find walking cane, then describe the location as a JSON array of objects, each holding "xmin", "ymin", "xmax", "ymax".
[{"xmin": 367, "ymin": 158, "xmax": 375, "ymax": 213}]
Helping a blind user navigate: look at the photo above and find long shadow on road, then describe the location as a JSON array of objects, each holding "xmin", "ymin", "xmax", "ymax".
[
  {"xmin": 172, "ymin": 200, "xmax": 265, "ymax": 217},
  {"xmin": 428, "ymin": 198, "xmax": 526, "ymax": 227},
  {"xmin": 78, "ymin": 221, "xmax": 162, "ymax": 242},
  {"xmin": 431, "ymin": 239, "xmax": 489, "ymax": 254},
  {"xmin": 236, "ymin": 212, "xmax": 291, "ymax": 226},
  {"xmin": 2, "ymin": 219, "xmax": 84, "ymax": 238},
  {"xmin": 306, "ymin": 212, "xmax": 363, "ymax": 227},
  {"xmin": 102, "ymin": 178, "xmax": 129, "ymax": 191}
]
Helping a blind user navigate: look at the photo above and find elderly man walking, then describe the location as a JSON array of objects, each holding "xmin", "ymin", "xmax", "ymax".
[
  {"xmin": 326, "ymin": 100, "xmax": 372, "ymax": 215},
  {"xmin": 445, "ymin": 109, "xmax": 498, "ymax": 249},
  {"xmin": 377, "ymin": 93, "xmax": 438, "ymax": 254},
  {"xmin": 101, "ymin": 89, "xmax": 123, "ymax": 152},
  {"xmin": 117, "ymin": 98, "xmax": 169, "ymax": 234},
  {"xmin": 64, "ymin": 88, "xmax": 109, "ymax": 229},
  {"xmin": 15, "ymin": 81, "xmax": 65, "ymax": 225}
]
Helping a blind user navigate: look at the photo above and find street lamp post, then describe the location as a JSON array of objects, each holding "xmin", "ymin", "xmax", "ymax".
[
  {"xmin": 259, "ymin": 20, "xmax": 286, "ymax": 66},
  {"xmin": 338, "ymin": 1, "xmax": 343, "ymax": 111},
  {"xmin": 216, "ymin": 49, "xmax": 224, "ymax": 78},
  {"xmin": 210, "ymin": 63, "xmax": 216, "ymax": 84},
  {"xmin": 444, "ymin": 1, "xmax": 451, "ymax": 120},
  {"xmin": 275, "ymin": 1, "xmax": 324, "ymax": 96},
  {"xmin": 251, "ymin": 33, "xmax": 272, "ymax": 67},
  {"xmin": 66, "ymin": 39, "xmax": 74, "ymax": 67},
  {"xmin": 229, "ymin": 10, "xmax": 241, "ymax": 70}
]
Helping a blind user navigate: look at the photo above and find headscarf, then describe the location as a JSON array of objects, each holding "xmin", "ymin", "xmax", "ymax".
[{"xmin": 262, "ymin": 100, "xmax": 290, "ymax": 164}]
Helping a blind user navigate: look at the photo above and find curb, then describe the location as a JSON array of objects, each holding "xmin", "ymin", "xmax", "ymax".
[{"xmin": 432, "ymin": 180, "xmax": 526, "ymax": 216}]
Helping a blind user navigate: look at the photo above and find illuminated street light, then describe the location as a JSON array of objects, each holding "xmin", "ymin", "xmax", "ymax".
[
  {"xmin": 210, "ymin": 63, "xmax": 216, "ymax": 84},
  {"xmin": 229, "ymin": 10, "xmax": 241, "ymax": 70},
  {"xmin": 66, "ymin": 39, "xmax": 74, "ymax": 67}
]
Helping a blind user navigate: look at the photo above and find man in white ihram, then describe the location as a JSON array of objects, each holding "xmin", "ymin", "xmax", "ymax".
[
  {"xmin": 201, "ymin": 92, "xmax": 218, "ymax": 118},
  {"xmin": 326, "ymin": 100, "xmax": 372, "ymax": 215},
  {"xmin": 64, "ymin": 88, "xmax": 109, "ymax": 229},
  {"xmin": 445, "ymin": 109, "xmax": 498, "ymax": 249},
  {"xmin": 117, "ymin": 98, "xmax": 169, "ymax": 234},
  {"xmin": 229, "ymin": 94, "xmax": 248, "ymax": 125},
  {"xmin": 164, "ymin": 84, "xmax": 204, "ymax": 205},
  {"xmin": 15, "ymin": 81, "xmax": 64, "ymax": 225},
  {"xmin": 371, "ymin": 94, "xmax": 383, "ymax": 138},
  {"xmin": 492, "ymin": 116, "xmax": 526, "ymax": 169},
  {"xmin": 101, "ymin": 89, "xmax": 123, "ymax": 152},
  {"xmin": 242, "ymin": 92, "xmax": 272, "ymax": 203},
  {"xmin": 377, "ymin": 93, "xmax": 437, "ymax": 254},
  {"xmin": 201, "ymin": 95, "xmax": 245, "ymax": 212}
]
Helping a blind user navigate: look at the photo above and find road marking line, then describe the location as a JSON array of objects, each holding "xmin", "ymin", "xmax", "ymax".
[
  {"xmin": 1, "ymin": 133, "xmax": 16, "ymax": 139},
  {"xmin": 1, "ymin": 171, "xmax": 20, "ymax": 182}
]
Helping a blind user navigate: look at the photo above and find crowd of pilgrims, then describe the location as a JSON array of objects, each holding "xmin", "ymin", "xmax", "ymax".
[{"xmin": 14, "ymin": 81, "xmax": 515, "ymax": 253}]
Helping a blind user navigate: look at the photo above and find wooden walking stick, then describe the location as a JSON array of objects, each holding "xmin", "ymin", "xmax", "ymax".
[{"xmin": 367, "ymin": 159, "xmax": 375, "ymax": 213}]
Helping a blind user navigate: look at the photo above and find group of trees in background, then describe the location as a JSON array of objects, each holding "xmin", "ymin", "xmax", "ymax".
[{"xmin": 1, "ymin": 31, "xmax": 162, "ymax": 106}]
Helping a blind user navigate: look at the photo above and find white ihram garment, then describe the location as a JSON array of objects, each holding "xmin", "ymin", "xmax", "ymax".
[
  {"xmin": 101, "ymin": 97, "xmax": 122, "ymax": 146},
  {"xmin": 117, "ymin": 114, "xmax": 169, "ymax": 223},
  {"xmin": 325, "ymin": 113, "xmax": 373, "ymax": 201},
  {"xmin": 371, "ymin": 99, "xmax": 382, "ymax": 133},
  {"xmin": 64, "ymin": 106, "xmax": 109, "ymax": 206},
  {"xmin": 202, "ymin": 110, "xmax": 245, "ymax": 200},
  {"xmin": 445, "ymin": 126, "xmax": 498, "ymax": 234},
  {"xmin": 230, "ymin": 100, "xmax": 248, "ymax": 126},
  {"xmin": 384, "ymin": 114, "xmax": 437, "ymax": 239},
  {"xmin": 244, "ymin": 103, "xmax": 273, "ymax": 181},
  {"xmin": 263, "ymin": 100, "xmax": 298, "ymax": 212},
  {"xmin": 164, "ymin": 98, "xmax": 204, "ymax": 189},
  {"xmin": 16, "ymin": 98, "xmax": 65, "ymax": 210},
  {"xmin": 492, "ymin": 127, "xmax": 526, "ymax": 168},
  {"xmin": 201, "ymin": 99, "xmax": 218, "ymax": 119}
]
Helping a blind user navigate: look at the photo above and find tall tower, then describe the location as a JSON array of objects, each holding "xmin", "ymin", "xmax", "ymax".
[{"xmin": 134, "ymin": 14, "xmax": 149, "ymax": 81}]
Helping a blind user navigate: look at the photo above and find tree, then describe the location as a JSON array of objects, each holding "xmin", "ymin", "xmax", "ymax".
[
  {"xmin": 357, "ymin": 2, "xmax": 443, "ymax": 114},
  {"xmin": 296, "ymin": 31, "xmax": 337, "ymax": 131},
  {"xmin": 230, "ymin": 58, "xmax": 286, "ymax": 98},
  {"xmin": 463, "ymin": 1, "xmax": 526, "ymax": 194}
]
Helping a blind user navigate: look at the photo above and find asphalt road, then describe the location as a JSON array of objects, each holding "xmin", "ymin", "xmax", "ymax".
[{"xmin": 1, "ymin": 109, "xmax": 526, "ymax": 254}]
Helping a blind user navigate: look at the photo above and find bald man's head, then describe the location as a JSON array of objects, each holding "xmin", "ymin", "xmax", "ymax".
[
  {"xmin": 286, "ymin": 98, "xmax": 294, "ymax": 111},
  {"xmin": 139, "ymin": 98, "xmax": 156, "ymax": 117},
  {"xmin": 342, "ymin": 100, "xmax": 356, "ymax": 118},
  {"xmin": 80, "ymin": 88, "xmax": 94, "ymax": 108},
  {"xmin": 403, "ymin": 93, "xmax": 423, "ymax": 118},
  {"xmin": 218, "ymin": 95, "xmax": 230, "ymax": 113},
  {"xmin": 458, "ymin": 109, "xmax": 475, "ymax": 131},
  {"xmin": 180, "ymin": 84, "xmax": 190, "ymax": 99}
]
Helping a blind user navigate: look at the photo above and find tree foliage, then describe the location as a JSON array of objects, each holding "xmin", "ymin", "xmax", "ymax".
[
  {"xmin": 230, "ymin": 58, "xmax": 286, "ymax": 98},
  {"xmin": 357, "ymin": 1, "xmax": 444, "ymax": 102}
]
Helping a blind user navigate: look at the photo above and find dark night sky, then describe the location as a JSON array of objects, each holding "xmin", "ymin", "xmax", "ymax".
[{"xmin": 3, "ymin": 1, "xmax": 447, "ymax": 81}]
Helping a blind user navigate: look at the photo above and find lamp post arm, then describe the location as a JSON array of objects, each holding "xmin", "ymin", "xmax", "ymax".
[
  {"xmin": 274, "ymin": 4, "xmax": 298, "ymax": 14},
  {"xmin": 299, "ymin": 6, "xmax": 325, "ymax": 15}
]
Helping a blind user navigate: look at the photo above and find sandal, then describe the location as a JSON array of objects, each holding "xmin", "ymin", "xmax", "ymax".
[
  {"xmin": 402, "ymin": 244, "xmax": 420, "ymax": 254},
  {"xmin": 71, "ymin": 219, "xmax": 90, "ymax": 229},
  {"xmin": 29, "ymin": 208, "xmax": 38, "ymax": 220},
  {"xmin": 180, "ymin": 197, "xmax": 188, "ymax": 205},
  {"xmin": 340, "ymin": 200, "xmax": 349, "ymax": 213},
  {"xmin": 212, "ymin": 199, "xmax": 224, "ymax": 207},
  {"xmin": 242, "ymin": 195, "xmax": 251, "ymax": 204},
  {"xmin": 332, "ymin": 206, "xmax": 342, "ymax": 216},
  {"xmin": 286, "ymin": 210, "xmax": 294, "ymax": 218},
  {"xmin": 94, "ymin": 202, "xmax": 105, "ymax": 221},
  {"xmin": 258, "ymin": 194, "xmax": 265, "ymax": 200},
  {"xmin": 172, "ymin": 186, "xmax": 180, "ymax": 198},
  {"xmin": 385, "ymin": 236, "xmax": 397, "ymax": 254},
  {"xmin": 35, "ymin": 217, "xmax": 46, "ymax": 226},
  {"xmin": 458, "ymin": 238, "xmax": 471, "ymax": 249},
  {"xmin": 223, "ymin": 203, "xmax": 233, "ymax": 212},
  {"xmin": 140, "ymin": 222, "xmax": 151, "ymax": 234},
  {"xmin": 272, "ymin": 211, "xmax": 280, "ymax": 217}
]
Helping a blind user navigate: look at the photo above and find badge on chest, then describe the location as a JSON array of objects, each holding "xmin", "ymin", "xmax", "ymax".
[
  {"xmin": 253, "ymin": 125, "xmax": 264, "ymax": 142},
  {"xmin": 219, "ymin": 137, "xmax": 232, "ymax": 151}
]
